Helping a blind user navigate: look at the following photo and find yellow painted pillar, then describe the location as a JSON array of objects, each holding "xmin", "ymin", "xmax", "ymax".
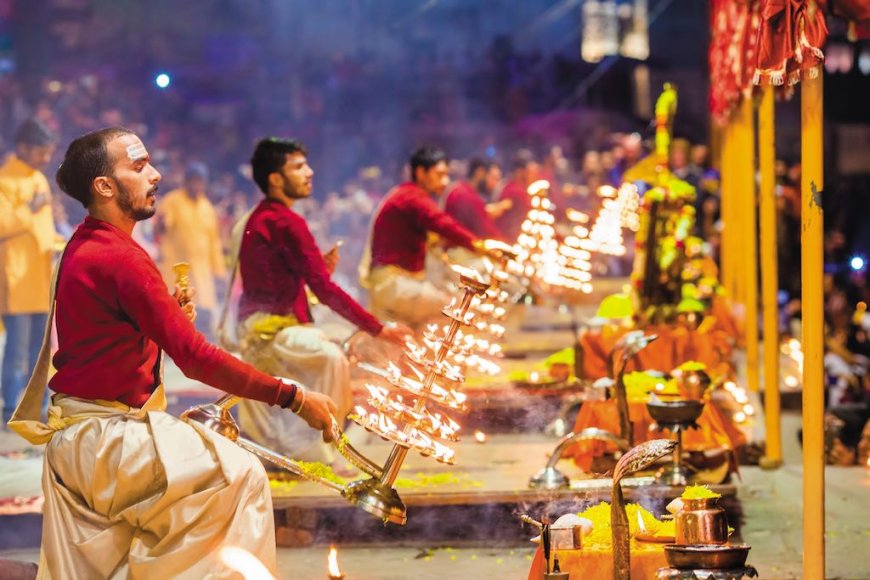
[
  {"xmin": 801, "ymin": 69, "xmax": 825, "ymax": 580},
  {"xmin": 735, "ymin": 97, "xmax": 760, "ymax": 392},
  {"xmin": 720, "ymin": 122, "xmax": 734, "ymax": 297},
  {"xmin": 759, "ymin": 85, "xmax": 782, "ymax": 467}
]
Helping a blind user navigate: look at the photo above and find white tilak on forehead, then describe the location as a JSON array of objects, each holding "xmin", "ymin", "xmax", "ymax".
[{"xmin": 126, "ymin": 142, "xmax": 148, "ymax": 161}]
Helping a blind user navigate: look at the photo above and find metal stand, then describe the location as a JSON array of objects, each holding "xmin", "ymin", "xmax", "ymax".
[
  {"xmin": 656, "ymin": 566, "xmax": 758, "ymax": 579},
  {"xmin": 529, "ymin": 428, "xmax": 629, "ymax": 489},
  {"xmin": 653, "ymin": 420, "xmax": 700, "ymax": 487}
]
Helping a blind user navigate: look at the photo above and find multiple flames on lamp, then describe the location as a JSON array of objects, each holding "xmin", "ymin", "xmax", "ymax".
[
  {"xmin": 351, "ymin": 269, "xmax": 491, "ymax": 466},
  {"xmin": 514, "ymin": 179, "xmax": 595, "ymax": 293},
  {"xmin": 509, "ymin": 180, "xmax": 642, "ymax": 293},
  {"xmin": 571, "ymin": 183, "xmax": 640, "ymax": 257},
  {"xmin": 414, "ymin": 249, "xmax": 518, "ymax": 378}
]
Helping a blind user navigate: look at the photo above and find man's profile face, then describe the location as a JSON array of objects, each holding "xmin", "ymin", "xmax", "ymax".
[
  {"xmin": 416, "ymin": 160, "xmax": 449, "ymax": 196},
  {"xmin": 278, "ymin": 152, "xmax": 314, "ymax": 199},
  {"xmin": 106, "ymin": 134, "xmax": 162, "ymax": 221},
  {"xmin": 483, "ymin": 165, "xmax": 502, "ymax": 195}
]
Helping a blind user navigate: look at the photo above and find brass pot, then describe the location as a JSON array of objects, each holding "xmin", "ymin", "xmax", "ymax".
[
  {"xmin": 676, "ymin": 369, "xmax": 712, "ymax": 400},
  {"xmin": 675, "ymin": 497, "xmax": 728, "ymax": 545}
]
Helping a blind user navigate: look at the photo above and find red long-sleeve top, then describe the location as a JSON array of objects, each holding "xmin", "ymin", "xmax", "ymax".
[
  {"xmin": 50, "ymin": 217, "xmax": 296, "ymax": 408},
  {"xmin": 444, "ymin": 182, "xmax": 504, "ymax": 242},
  {"xmin": 494, "ymin": 180, "xmax": 531, "ymax": 243},
  {"xmin": 239, "ymin": 198, "xmax": 383, "ymax": 336},
  {"xmin": 370, "ymin": 182, "xmax": 477, "ymax": 273}
]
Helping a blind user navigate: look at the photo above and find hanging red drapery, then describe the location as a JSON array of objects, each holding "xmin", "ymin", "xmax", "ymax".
[
  {"xmin": 708, "ymin": 0, "xmax": 762, "ymax": 126},
  {"xmin": 753, "ymin": 0, "xmax": 829, "ymax": 86}
]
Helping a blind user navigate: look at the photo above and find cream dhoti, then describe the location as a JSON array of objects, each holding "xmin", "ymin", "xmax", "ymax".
[
  {"xmin": 18, "ymin": 387, "xmax": 276, "ymax": 580},
  {"xmin": 237, "ymin": 314, "xmax": 350, "ymax": 464},
  {"xmin": 367, "ymin": 265, "xmax": 450, "ymax": 328}
]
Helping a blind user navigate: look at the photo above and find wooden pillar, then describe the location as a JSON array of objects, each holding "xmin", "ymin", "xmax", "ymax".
[
  {"xmin": 720, "ymin": 122, "xmax": 735, "ymax": 298},
  {"xmin": 759, "ymin": 85, "xmax": 782, "ymax": 467},
  {"xmin": 801, "ymin": 69, "xmax": 825, "ymax": 580},
  {"xmin": 735, "ymin": 97, "xmax": 760, "ymax": 392}
]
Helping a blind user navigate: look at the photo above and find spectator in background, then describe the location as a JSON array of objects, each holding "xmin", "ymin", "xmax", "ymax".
[
  {"xmin": 0, "ymin": 119, "xmax": 58, "ymax": 424},
  {"xmin": 157, "ymin": 162, "xmax": 227, "ymax": 340}
]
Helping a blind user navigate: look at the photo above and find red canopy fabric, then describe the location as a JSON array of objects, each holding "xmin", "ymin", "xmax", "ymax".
[
  {"xmin": 709, "ymin": 0, "xmax": 762, "ymax": 126},
  {"xmin": 753, "ymin": 0, "xmax": 829, "ymax": 86}
]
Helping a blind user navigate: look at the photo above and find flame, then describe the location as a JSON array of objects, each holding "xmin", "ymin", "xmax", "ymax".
[
  {"xmin": 220, "ymin": 547, "xmax": 276, "ymax": 580},
  {"xmin": 327, "ymin": 546, "xmax": 342, "ymax": 578},
  {"xmin": 636, "ymin": 509, "xmax": 647, "ymax": 533},
  {"xmin": 527, "ymin": 179, "xmax": 551, "ymax": 196},
  {"xmin": 474, "ymin": 430, "xmax": 488, "ymax": 443}
]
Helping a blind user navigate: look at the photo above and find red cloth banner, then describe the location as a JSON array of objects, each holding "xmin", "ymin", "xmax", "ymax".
[{"xmin": 753, "ymin": 0, "xmax": 829, "ymax": 86}]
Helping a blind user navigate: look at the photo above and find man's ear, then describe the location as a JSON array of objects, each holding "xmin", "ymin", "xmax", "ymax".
[
  {"xmin": 267, "ymin": 171, "xmax": 283, "ymax": 189},
  {"xmin": 93, "ymin": 176, "xmax": 114, "ymax": 200}
]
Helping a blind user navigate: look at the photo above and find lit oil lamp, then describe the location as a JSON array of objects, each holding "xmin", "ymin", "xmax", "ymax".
[{"xmin": 327, "ymin": 546, "xmax": 345, "ymax": 580}]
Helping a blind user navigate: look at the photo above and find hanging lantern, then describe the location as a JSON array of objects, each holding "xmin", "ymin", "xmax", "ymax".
[
  {"xmin": 582, "ymin": 0, "xmax": 620, "ymax": 63},
  {"xmin": 620, "ymin": 0, "xmax": 649, "ymax": 60}
]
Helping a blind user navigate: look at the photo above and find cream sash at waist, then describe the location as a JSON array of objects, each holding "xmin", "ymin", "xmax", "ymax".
[
  {"xmin": 367, "ymin": 264, "xmax": 425, "ymax": 289},
  {"xmin": 11, "ymin": 386, "xmax": 167, "ymax": 446}
]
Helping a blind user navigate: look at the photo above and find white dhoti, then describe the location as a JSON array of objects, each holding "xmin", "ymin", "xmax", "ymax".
[
  {"xmin": 367, "ymin": 265, "xmax": 449, "ymax": 328},
  {"xmin": 38, "ymin": 392, "xmax": 276, "ymax": 579},
  {"xmin": 237, "ymin": 315, "xmax": 350, "ymax": 464}
]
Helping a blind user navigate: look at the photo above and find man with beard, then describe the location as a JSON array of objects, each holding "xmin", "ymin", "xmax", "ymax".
[
  {"xmin": 234, "ymin": 137, "xmax": 411, "ymax": 469},
  {"xmin": 362, "ymin": 146, "xmax": 491, "ymax": 327},
  {"xmin": 7, "ymin": 128, "xmax": 337, "ymax": 578}
]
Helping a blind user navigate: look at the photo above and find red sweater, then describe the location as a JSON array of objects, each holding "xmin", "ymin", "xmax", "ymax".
[
  {"xmin": 50, "ymin": 216, "xmax": 295, "ymax": 408},
  {"xmin": 239, "ymin": 199, "xmax": 382, "ymax": 336},
  {"xmin": 370, "ymin": 182, "xmax": 477, "ymax": 273},
  {"xmin": 444, "ymin": 182, "xmax": 504, "ymax": 242},
  {"xmin": 494, "ymin": 180, "xmax": 531, "ymax": 243}
]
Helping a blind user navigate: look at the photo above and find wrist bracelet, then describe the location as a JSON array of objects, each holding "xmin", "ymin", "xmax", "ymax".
[
  {"xmin": 293, "ymin": 388, "xmax": 307, "ymax": 415},
  {"xmin": 279, "ymin": 380, "xmax": 298, "ymax": 409}
]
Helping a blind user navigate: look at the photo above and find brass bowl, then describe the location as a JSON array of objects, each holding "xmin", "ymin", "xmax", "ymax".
[
  {"xmin": 646, "ymin": 399, "xmax": 705, "ymax": 425},
  {"xmin": 676, "ymin": 369, "xmax": 712, "ymax": 400},
  {"xmin": 664, "ymin": 544, "xmax": 750, "ymax": 570}
]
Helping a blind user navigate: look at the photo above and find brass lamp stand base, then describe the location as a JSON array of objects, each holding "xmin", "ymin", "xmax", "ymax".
[{"xmin": 345, "ymin": 478, "xmax": 408, "ymax": 525}]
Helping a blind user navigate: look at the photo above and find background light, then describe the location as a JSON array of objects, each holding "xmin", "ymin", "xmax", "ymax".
[
  {"xmin": 155, "ymin": 73, "xmax": 171, "ymax": 89},
  {"xmin": 850, "ymin": 256, "xmax": 865, "ymax": 271}
]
